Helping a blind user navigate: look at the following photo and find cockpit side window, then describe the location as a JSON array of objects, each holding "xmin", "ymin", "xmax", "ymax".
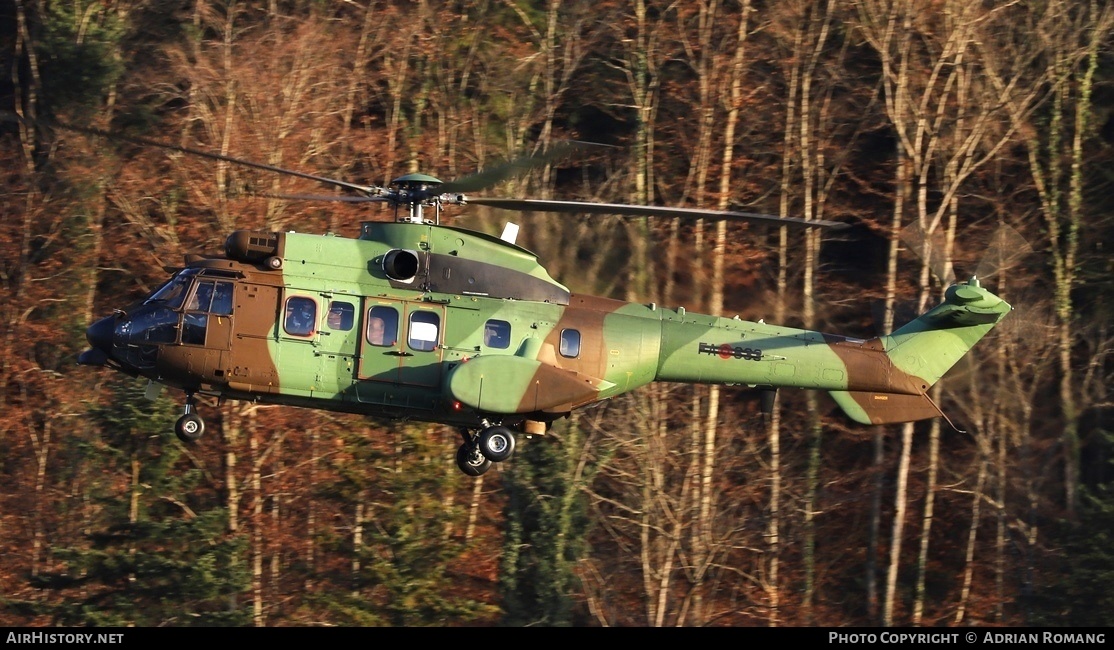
[
  {"xmin": 182, "ymin": 281, "xmax": 234, "ymax": 348},
  {"xmin": 211, "ymin": 282, "xmax": 234, "ymax": 315},
  {"xmin": 182, "ymin": 313, "xmax": 208, "ymax": 345},
  {"xmin": 188, "ymin": 282, "xmax": 215, "ymax": 312},
  {"xmin": 184, "ymin": 280, "xmax": 234, "ymax": 315},
  {"xmin": 284, "ymin": 297, "xmax": 317, "ymax": 337},
  {"xmin": 182, "ymin": 279, "xmax": 236, "ymax": 345},
  {"xmin": 144, "ymin": 270, "xmax": 197, "ymax": 308}
]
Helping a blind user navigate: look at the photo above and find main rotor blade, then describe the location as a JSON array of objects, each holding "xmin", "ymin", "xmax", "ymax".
[
  {"xmin": 252, "ymin": 192, "xmax": 388, "ymax": 203},
  {"xmin": 6, "ymin": 113, "xmax": 380, "ymax": 196},
  {"xmin": 465, "ymin": 198, "xmax": 848, "ymax": 229},
  {"xmin": 438, "ymin": 141, "xmax": 611, "ymax": 194}
]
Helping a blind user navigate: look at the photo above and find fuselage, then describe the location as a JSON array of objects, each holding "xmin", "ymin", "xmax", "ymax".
[{"xmin": 80, "ymin": 220, "xmax": 1008, "ymax": 431}]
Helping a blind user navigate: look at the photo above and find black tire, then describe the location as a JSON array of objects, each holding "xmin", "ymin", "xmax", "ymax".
[
  {"xmin": 175, "ymin": 413, "xmax": 205, "ymax": 443},
  {"xmin": 456, "ymin": 443, "xmax": 492, "ymax": 477},
  {"xmin": 478, "ymin": 426, "xmax": 516, "ymax": 463}
]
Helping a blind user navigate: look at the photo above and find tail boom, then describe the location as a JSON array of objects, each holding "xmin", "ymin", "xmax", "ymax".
[{"xmin": 652, "ymin": 278, "xmax": 1011, "ymax": 426}]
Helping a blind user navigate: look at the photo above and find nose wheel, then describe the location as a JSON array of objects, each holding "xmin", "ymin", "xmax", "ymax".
[
  {"xmin": 174, "ymin": 393, "xmax": 205, "ymax": 443},
  {"xmin": 455, "ymin": 424, "xmax": 517, "ymax": 476}
]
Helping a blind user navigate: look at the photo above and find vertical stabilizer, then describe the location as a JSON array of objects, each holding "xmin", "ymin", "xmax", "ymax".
[{"xmin": 829, "ymin": 278, "xmax": 1011, "ymax": 425}]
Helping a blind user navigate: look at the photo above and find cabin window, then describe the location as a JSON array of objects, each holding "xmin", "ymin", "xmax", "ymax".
[
  {"xmin": 408, "ymin": 311, "xmax": 440, "ymax": 352},
  {"xmin": 284, "ymin": 296, "xmax": 317, "ymax": 337},
  {"xmin": 366, "ymin": 306, "xmax": 398, "ymax": 347},
  {"xmin": 327, "ymin": 301, "xmax": 355, "ymax": 331},
  {"xmin": 484, "ymin": 319, "xmax": 511, "ymax": 349},
  {"xmin": 559, "ymin": 328, "xmax": 581, "ymax": 358}
]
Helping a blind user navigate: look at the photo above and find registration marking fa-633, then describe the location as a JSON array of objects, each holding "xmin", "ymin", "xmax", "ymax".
[{"xmin": 698, "ymin": 342, "xmax": 764, "ymax": 361}]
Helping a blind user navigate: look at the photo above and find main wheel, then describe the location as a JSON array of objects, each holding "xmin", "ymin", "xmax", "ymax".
[
  {"xmin": 456, "ymin": 443, "xmax": 492, "ymax": 477},
  {"xmin": 478, "ymin": 426, "xmax": 516, "ymax": 463},
  {"xmin": 175, "ymin": 413, "xmax": 205, "ymax": 443}
]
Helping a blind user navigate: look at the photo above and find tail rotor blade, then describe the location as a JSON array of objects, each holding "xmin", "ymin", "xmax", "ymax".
[
  {"xmin": 900, "ymin": 221, "xmax": 955, "ymax": 286},
  {"xmin": 974, "ymin": 224, "xmax": 1032, "ymax": 282}
]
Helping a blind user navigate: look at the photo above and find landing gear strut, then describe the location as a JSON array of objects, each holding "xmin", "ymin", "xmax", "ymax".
[
  {"xmin": 454, "ymin": 424, "xmax": 517, "ymax": 476},
  {"xmin": 174, "ymin": 393, "xmax": 205, "ymax": 443}
]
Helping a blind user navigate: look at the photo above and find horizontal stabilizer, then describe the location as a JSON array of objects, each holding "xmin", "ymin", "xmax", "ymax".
[{"xmin": 828, "ymin": 390, "xmax": 940, "ymax": 425}]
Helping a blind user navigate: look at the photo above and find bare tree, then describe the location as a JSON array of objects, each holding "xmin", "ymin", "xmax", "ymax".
[
  {"xmin": 984, "ymin": 0, "xmax": 1114, "ymax": 516},
  {"xmin": 852, "ymin": 0, "xmax": 1051, "ymax": 625}
]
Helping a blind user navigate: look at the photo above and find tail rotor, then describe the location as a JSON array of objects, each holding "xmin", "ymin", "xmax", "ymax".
[{"xmin": 900, "ymin": 221, "xmax": 1032, "ymax": 290}]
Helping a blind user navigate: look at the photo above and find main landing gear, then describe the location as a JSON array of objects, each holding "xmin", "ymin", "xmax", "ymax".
[
  {"xmin": 455, "ymin": 424, "xmax": 517, "ymax": 476},
  {"xmin": 174, "ymin": 392, "xmax": 205, "ymax": 443}
]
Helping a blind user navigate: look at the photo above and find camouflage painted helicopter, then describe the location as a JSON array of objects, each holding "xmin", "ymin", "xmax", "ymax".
[{"xmin": 71, "ymin": 129, "xmax": 1013, "ymax": 476}]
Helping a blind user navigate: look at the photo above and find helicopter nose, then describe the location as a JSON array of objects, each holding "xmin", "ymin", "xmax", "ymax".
[{"xmin": 78, "ymin": 315, "xmax": 116, "ymax": 366}]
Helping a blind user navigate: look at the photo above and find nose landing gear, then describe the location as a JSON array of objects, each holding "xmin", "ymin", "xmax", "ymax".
[
  {"xmin": 174, "ymin": 393, "xmax": 205, "ymax": 443},
  {"xmin": 455, "ymin": 424, "xmax": 517, "ymax": 476}
]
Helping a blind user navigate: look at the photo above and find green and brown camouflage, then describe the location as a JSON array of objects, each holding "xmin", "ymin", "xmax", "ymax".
[{"xmin": 80, "ymin": 220, "xmax": 1011, "ymax": 475}]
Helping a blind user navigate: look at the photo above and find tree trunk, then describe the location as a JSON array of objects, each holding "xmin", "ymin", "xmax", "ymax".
[
  {"xmin": 884, "ymin": 423, "xmax": 913, "ymax": 626},
  {"xmin": 912, "ymin": 418, "xmax": 940, "ymax": 625},
  {"xmin": 954, "ymin": 452, "xmax": 988, "ymax": 624},
  {"xmin": 251, "ymin": 429, "xmax": 264, "ymax": 625}
]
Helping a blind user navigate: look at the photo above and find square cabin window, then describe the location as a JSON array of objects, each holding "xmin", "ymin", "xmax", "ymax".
[
  {"xmin": 408, "ymin": 311, "xmax": 440, "ymax": 352},
  {"xmin": 483, "ymin": 319, "xmax": 511, "ymax": 349},
  {"xmin": 326, "ymin": 301, "xmax": 355, "ymax": 331},
  {"xmin": 366, "ymin": 306, "xmax": 399, "ymax": 347},
  {"xmin": 284, "ymin": 296, "xmax": 316, "ymax": 337},
  {"xmin": 559, "ymin": 328, "xmax": 581, "ymax": 358}
]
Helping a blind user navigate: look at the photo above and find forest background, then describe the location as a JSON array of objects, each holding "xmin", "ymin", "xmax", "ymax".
[{"xmin": 1, "ymin": 0, "xmax": 1113, "ymax": 628}]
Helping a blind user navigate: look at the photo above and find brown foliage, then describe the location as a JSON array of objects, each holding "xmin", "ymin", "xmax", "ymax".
[{"xmin": 0, "ymin": 0, "xmax": 1109, "ymax": 627}]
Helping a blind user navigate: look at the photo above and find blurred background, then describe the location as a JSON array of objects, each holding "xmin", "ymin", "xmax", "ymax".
[{"xmin": 0, "ymin": 0, "xmax": 1111, "ymax": 627}]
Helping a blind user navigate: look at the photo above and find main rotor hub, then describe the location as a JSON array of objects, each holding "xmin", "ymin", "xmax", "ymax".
[
  {"xmin": 390, "ymin": 173, "xmax": 445, "ymax": 224},
  {"xmin": 391, "ymin": 172, "xmax": 443, "ymax": 187}
]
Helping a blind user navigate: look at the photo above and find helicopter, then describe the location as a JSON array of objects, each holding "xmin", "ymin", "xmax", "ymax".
[{"xmin": 61, "ymin": 121, "xmax": 1013, "ymax": 477}]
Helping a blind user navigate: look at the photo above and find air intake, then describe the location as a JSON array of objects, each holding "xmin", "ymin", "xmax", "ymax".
[{"xmin": 382, "ymin": 249, "xmax": 424, "ymax": 282}]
